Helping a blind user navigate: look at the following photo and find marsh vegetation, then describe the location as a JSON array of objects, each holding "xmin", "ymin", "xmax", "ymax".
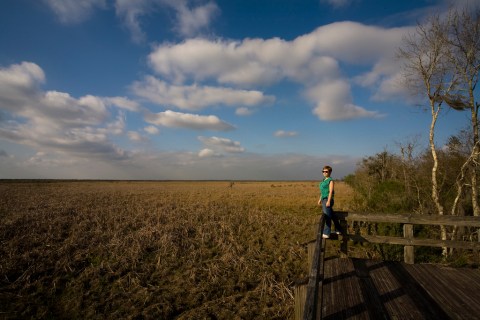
[{"xmin": 0, "ymin": 180, "xmax": 353, "ymax": 319}]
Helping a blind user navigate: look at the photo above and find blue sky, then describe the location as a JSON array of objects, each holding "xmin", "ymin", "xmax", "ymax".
[{"xmin": 0, "ymin": 0, "xmax": 476, "ymax": 180}]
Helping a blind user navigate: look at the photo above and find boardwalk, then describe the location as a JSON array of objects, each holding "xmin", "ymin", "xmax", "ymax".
[{"xmin": 321, "ymin": 257, "xmax": 480, "ymax": 320}]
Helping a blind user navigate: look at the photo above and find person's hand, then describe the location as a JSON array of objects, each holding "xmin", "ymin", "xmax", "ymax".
[
  {"xmin": 317, "ymin": 199, "xmax": 321, "ymax": 206},
  {"xmin": 326, "ymin": 200, "xmax": 331, "ymax": 207}
]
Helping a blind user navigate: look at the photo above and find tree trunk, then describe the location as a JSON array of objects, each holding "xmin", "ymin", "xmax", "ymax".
[
  {"xmin": 470, "ymin": 94, "xmax": 479, "ymax": 216},
  {"xmin": 429, "ymin": 99, "xmax": 448, "ymax": 256}
]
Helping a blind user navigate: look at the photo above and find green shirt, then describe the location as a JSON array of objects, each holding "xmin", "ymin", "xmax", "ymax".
[{"xmin": 320, "ymin": 177, "xmax": 334, "ymax": 199}]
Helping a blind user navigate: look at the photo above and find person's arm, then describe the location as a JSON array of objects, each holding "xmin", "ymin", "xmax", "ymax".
[{"xmin": 326, "ymin": 180, "xmax": 334, "ymax": 207}]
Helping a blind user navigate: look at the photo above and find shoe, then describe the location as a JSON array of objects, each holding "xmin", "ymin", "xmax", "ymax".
[
  {"xmin": 334, "ymin": 231, "xmax": 342, "ymax": 235},
  {"xmin": 322, "ymin": 234, "xmax": 330, "ymax": 239}
]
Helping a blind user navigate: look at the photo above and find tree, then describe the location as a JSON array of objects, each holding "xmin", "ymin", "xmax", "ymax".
[
  {"xmin": 398, "ymin": 13, "xmax": 454, "ymax": 256},
  {"xmin": 443, "ymin": 8, "xmax": 480, "ymax": 216}
]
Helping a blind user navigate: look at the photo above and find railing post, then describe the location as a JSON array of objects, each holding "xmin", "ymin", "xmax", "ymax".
[
  {"xmin": 404, "ymin": 224, "xmax": 414, "ymax": 264},
  {"xmin": 340, "ymin": 213, "xmax": 348, "ymax": 258}
]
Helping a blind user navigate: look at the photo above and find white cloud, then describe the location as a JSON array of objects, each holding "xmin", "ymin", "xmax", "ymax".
[
  {"xmin": 44, "ymin": 0, "xmax": 219, "ymax": 42},
  {"xmin": 0, "ymin": 62, "xmax": 134, "ymax": 161},
  {"xmin": 198, "ymin": 148, "xmax": 221, "ymax": 158},
  {"xmin": 0, "ymin": 62, "xmax": 45, "ymax": 113},
  {"xmin": 169, "ymin": 1, "xmax": 219, "ymax": 37},
  {"xmin": 104, "ymin": 96, "xmax": 140, "ymax": 112},
  {"xmin": 114, "ymin": 0, "xmax": 219, "ymax": 43},
  {"xmin": 306, "ymin": 79, "xmax": 384, "ymax": 120},
  {"xmin": 0, "ymin": 149, "xmax": 359, "ymax": 180},
  {"xmin": 43, "ymin": 0, "xmax": 107, "ymax": 24},
  {"xmin": 128, "ymin": 131, "xmax": 148, "ymax": 142},
  {"xmin": 114, "ymin": 0, "xmax": 153, "ymax": 43},
  {"xmin": 144, "ymin": 125, "xmax": 159, "ymax": 134},
  {"xmin": 147, "ymin": 21, "xmax": 410, "ymax": 120},
  {"xmin": 144, "ymin": 110, "xmax": 234, "ymax": 131},
  {"xmin": 274, "ymin": 130, "xmax": 298, "ymax": 137},
  {"xmin": 132, "ymin": 76, "xmax": 274, "ymax": 110},
  {"xmin": 198, "ymin": 136, "xmax": 245, "ymax": 154},
  {"xmin": 235, "ymin": 107, "xmax": 254, "ymax": 116}
]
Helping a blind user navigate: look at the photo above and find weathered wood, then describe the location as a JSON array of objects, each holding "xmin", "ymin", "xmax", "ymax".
[
  {"xmin": 322, "ymin": 258, "xmax": 480, "ymax": 319},
  {"xmin": 336, "ymin": 211, "xmax": 480, "ymax": 227},
  {"xmin": 349, "ymin": 234, "xmax": 480, "ymax": 250},
  {"xmin": 302, "ymin": 215, "xmax": 326, "ymax": 320},
  {"xmin": 298, "ymin": 212, "xmax": 480, "ymax": 319},
  {"xmin": 403, "ymin": 224, "xmax": 414, "ymax": 264}
]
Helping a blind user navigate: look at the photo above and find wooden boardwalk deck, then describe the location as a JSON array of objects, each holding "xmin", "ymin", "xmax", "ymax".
[{"xmin": 321, "ymin": 257, "xmax": 480, "ymax": 320}]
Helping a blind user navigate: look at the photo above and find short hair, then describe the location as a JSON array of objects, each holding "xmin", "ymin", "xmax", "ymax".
[{"xmin": 323, "ymin": 165, "xmax": 332, "ymax": 173}]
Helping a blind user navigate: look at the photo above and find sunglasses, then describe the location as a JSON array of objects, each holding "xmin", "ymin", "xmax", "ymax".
[{"xmin": 322, "ymin": 171, "xmax": 329, "ymax": 173}]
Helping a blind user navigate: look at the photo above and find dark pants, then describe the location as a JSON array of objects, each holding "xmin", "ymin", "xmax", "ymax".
[{"xmin": 322, "ymin": 198, "xmax": 342, "ymax": 235}]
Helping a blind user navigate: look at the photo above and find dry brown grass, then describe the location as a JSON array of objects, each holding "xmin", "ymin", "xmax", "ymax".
[{"xmin": 0, "ymin": 180, "xmax": 353, "ymax": 319}]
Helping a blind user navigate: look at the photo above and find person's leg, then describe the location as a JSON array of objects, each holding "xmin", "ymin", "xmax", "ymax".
[
  {"xmin": 322, "ymin": 198, "xmax": 332, "ymax": 236},
  {"xmin": 330, "ymin": 199, "xmax": 343, "ymax": 234}
]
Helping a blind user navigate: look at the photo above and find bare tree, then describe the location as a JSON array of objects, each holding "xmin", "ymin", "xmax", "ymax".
[
  {"xmin": 395, "ymin": 135, "xmax": 422, "ymax": 211},
  {"xmin": 398, "ymin": 13, "xmax": 454, "ymax": 256},
  {"xmin": 443, "ymin": 7, "xmax": 480, "ymax": 216}
]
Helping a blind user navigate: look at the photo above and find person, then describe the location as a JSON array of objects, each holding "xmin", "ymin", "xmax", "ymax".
[{"xmin": 318, "ymin": 165, "xmax": 342, "ymax": 239}]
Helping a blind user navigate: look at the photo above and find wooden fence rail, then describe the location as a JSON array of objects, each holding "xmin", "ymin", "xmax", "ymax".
[{"xmin": 295, "ymin": 212, "xmax": 480, "ymax": 320}]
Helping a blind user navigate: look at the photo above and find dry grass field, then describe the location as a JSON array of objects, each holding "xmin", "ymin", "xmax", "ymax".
[{"xmin": 0, "ymin": 180, "xmax": 353, "ymax": 319}]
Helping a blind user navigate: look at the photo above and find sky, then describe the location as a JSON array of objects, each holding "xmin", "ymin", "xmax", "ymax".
[{"xmin": 0, "ymin": 0, "xmax": 478, "ymax": 180}]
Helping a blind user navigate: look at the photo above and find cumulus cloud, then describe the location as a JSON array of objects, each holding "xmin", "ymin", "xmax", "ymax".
[
  {"xmin": 235, "ymin": 107, "xmax": 254, "ymax": 116},
  {"xmin": 43, "ymin": 0, "xmax": 218, "ymax": 42},
  {"xmin": 132, "ymin": 76, "xmax": 274, "ymax": 111},
  {"xmin": 0, "ymin": 62, "xmax": 134, "ymax": 161},
  {"xmin": 127, "ymin": 131, "xmax": 148, "ymax": 142},
  {"xmin": 169, "ymin": 0, "xmax": 219, "ymax": 37},
  {"xmin": 104, "ymin": 96, "xmax": 140, "ymax": 112},
  {"xmin": 0, "ymin": 62, "xmax": 45, "ymax": 112},
  {"xmin": 274, "ymin": 130, "xmax": 298, "ymax": 137},
  {"xmin": 114, "ymin": 0, "xmax": 218, "ymax": 43},
  {"xmin": 43, "ymin": 0, "xmax": 107, "ymax": 24},
  {"xmin": 306, "ymin": 80, "xmax": 384, "ymax": 120},
  {"xmin": 147, "ymin": 21, "xmax": 409, "ymax": 120},
  {"xmin": 198, "ymin": 136, "xmax": 245, "ymax": 158},
  {"xmin": 198, "ymin": 136, "xmax": 245, "ymax": 155},
  {"xmin": 144, "ymin": 125, "xmax": 159, "ymax": 134},
  {"xmin": 144, "ymin": 110, "xmax": 234, "ymax": 131},
  {"xmin": 198, "ymin": 148, "xmax": 221, "ymax": 158}
]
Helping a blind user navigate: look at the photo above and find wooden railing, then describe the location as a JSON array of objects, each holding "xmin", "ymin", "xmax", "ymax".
[
  {"xmin": 300, "ymin": 214, "xmax": 326, "ymax": 320},
  {"xmin": 295, "ymin": 212, "xmax": 480, "ymax": 320}
]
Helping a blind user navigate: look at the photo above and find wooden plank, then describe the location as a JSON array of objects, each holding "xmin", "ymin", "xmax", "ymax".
[
  {"xmin": 336, "ymin": 212, "xmax": 480, "ymax": 227},
  {"xmin": 320, "ymin": 258, "xmax": 480, "ymax": 320},
  {"xmin": 348, "ymin": 234, "xmax": 480, "ymax": 250},
  {"xmin": 303, "ymin": 215, "xmax": 326, "ymax": 320},
  {"xmin": 404, "ymin": 264, "xmax": 480, "ymax": 319},
  {"xmin": 322, "ymin": 258, "xmax": 368, "ymax": 319},
  {"xmin": 363, "ymin": 260, "xmax": 417, "ymax": 318}
]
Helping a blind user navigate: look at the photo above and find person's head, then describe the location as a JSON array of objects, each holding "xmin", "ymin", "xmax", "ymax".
[{"xmin": 322, "ymin": 166, "xmax": 332, "ymax": 177}]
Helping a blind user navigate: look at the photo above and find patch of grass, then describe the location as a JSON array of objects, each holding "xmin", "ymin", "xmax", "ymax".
[{"xmin": 0, "ymin": 180, "xmax": 353, "ymax": 319}]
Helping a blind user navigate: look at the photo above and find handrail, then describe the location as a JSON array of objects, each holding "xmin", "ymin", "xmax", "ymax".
[
  {"xmin": 337, "ymin": 212, "xmax": 480, "ymax": 227},
  {"xmin": 297, "ymin": 211, "xmax": 480, "ymax": 320},
  {"xmin": 337, "ymin": 211, "xmax": 480, "ymax": 264},
  {"xmin": 302, "ymin": 214, "xmax": 326, "ymax": 320}
]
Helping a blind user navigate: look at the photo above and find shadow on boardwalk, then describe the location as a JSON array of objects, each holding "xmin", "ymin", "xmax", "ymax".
[{"xmin": 321, "ymin": 257, "xmax": 480, "ymax": 320}]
